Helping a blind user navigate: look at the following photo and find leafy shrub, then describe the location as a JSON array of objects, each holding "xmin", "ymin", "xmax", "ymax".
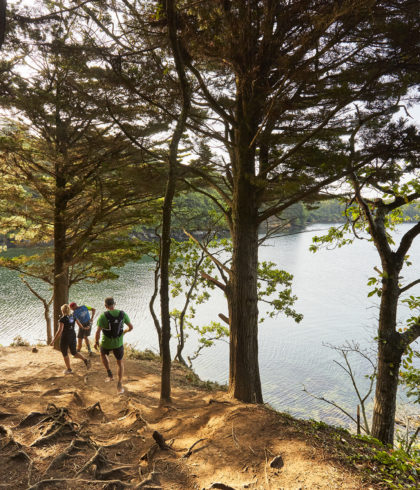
[{"xmin": 10, "ymin": 335, "xmax": 30, "ymax": 347}]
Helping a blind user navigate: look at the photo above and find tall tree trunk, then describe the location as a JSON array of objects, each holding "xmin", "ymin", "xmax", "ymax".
[
  {"xmin": 159, "ymin": 0, "xmax": 191, "ymax": 404},
  {"xmin": 228, "ymin": 113, "xmax": 263, "ymax": 403},
  {"xmin": 229, "ymin": 200, "xmax": 262, "ymax": 402},
  {"xmin": 371, "ymin": 267, "xmax": 403, "ymax": 445},
  {"xmin": 53, "ymin": 186, "xmax": 69, "ymax": 337}
]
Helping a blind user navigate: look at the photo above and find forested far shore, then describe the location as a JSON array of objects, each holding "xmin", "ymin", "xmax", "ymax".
[{"xmin": 1, "ymin": 196, "xmax": 418, "ymax": 248}]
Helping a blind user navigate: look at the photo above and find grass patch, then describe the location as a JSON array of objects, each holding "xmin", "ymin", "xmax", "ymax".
[
  {"xmin": 182, "ymin": 369, "xmax": 228, "ymax": 392},
  {"xmin": 10, "ymin": 335, "xmax": 30, "ymax": 347},
  {"xmin": 125, "ymin": 344, "xmax": 160, "ymax": 361}
]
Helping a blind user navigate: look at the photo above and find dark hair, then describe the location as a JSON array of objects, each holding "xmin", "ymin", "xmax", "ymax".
[{"xmin": 105, "ymin": 297, "xmax": 115, "ymax": 307}]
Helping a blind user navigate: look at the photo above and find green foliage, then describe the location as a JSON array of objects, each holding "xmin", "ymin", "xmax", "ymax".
[
  {"xmin": 309, "ymin": 222, "xmax": 354, "ymax": 253},
  {"xmin": 172, "ymin": 192, "xmax": 227, "ymax": 231},
  {"xmin": 167, "ymin": 236, "xmax": 302, "ymax": 364},
  {"xmin": 369, "ymin": 449, "xmax": 420, "ymax": 489},
  {"xmin": 257, "ymin": 261, "xmax": 303, "ymax": 323},
  {"xmin": 400, "ymin": 347, "xmax": 420, "ymax": 404}
]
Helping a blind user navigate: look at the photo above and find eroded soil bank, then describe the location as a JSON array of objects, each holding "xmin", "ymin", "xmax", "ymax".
[{"xmin": 0, "ymin": 346, "xmax": 390, "ymax": 489}]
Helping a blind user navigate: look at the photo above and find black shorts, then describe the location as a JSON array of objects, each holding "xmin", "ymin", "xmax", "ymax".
[
  {"xmin": 77, "ymin": 323, "xmax": 91, "ymax": 339},
  {"xmin": 100, "ymin": 345, "xmax": 124, "ymax": 361},
  {"xmin": 60, "ymin": 331, "xmax": 77, "ymax": 357}
]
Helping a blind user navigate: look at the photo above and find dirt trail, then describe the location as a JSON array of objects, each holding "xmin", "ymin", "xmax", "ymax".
[{"xmin": 0, "ymin": 346, "xmax": 371, "ymax": 489}]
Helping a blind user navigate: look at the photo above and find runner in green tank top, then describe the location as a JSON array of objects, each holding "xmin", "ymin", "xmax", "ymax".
[{"xmin": 94, "ymin": 297, "xmax": 133, "ymax": 394}]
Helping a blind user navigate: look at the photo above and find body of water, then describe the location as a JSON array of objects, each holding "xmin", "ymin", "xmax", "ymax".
[{"xmin": 1, "ymin": 223, "xmax": 419, "ymax": 426}]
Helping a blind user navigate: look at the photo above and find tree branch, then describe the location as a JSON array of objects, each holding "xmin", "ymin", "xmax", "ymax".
[
  {"xmin": 200, "ymin": 271, "xmax": 226, "ymax": 292},
  {"xmin": 183, "ymin": 229, "xmax": 231, "ymax": 278},
  {"xmin": 400, "ymin": 322, "xmax": 420, "ymax": 351},
  {"xmin": 400, "ymin": 278, "xmax": 420, "ymax": 294}
]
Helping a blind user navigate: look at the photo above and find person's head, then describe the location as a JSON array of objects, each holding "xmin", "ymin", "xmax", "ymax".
[
  {"xmin": 61, "ymin": 304, "xmax": 71, "ymax": 316},
  {"xmin": 69, "ymin": 302, "xmax": 78, "ymax": 311},
  {"xmin": 104, "ymin": 297, "xmax": 115, "ymax": 309}
]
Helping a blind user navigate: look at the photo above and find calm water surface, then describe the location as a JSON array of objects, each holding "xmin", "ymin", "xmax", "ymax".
[{"xmin": 1, "ymin": 224, "xmax": 419, "ymax": 425}]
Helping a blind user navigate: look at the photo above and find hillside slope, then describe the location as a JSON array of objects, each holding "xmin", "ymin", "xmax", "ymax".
[{"xmin": 0, "ymin": 346, "xmax": 411, "ymax": 489}]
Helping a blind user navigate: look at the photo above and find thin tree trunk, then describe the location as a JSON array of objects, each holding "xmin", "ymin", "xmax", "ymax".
[
  {"xmin": 371, "ymin": 270, "xmax": 403, "ymax": 445},
  {"xmin": 45, "ymin": 307, "xmax": 52, "ymax": 344},
  {"xmin": 159, "ymin": 0, "xmax": 191, "ymax": 404},
  {"xmin": 159, "ymin": 163, "xmax": 176, "ymax": 403},
  {"xmin": 149, "ymin": 258, "xmax": 162, "ymax": 355},
  {"xmin": 21, "ymin": 278, "xmax": 53, "ymax": 343}
]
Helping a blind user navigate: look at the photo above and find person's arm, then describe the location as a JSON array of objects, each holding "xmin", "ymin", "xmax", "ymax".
[
  {"xmin": 89, "ymin": 307, "xmax": 96, "ymax": 324},
  {"xmin": 75, "ymin": 318, "xmax": 84, "ymax": 329},
  {"xmin": 94, "ymin": 325, "xmax": 101, "ymax": 350},
  {"xmin": 123, "ymin": 322, "xmax": 133, "ymax": 335},
  {"xmin": 51, "ymin": 323, "xmax": 64, "ymax": 345}
]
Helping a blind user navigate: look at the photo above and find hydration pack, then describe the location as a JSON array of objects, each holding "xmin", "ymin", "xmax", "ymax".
[{"xmin": 103, "ymin": 311, "xmax": 124, "ymax": 338}]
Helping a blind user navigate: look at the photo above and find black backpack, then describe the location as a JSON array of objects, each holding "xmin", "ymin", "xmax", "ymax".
[{"xmin": 103, "ymin": 310, "xmax": 124, "ymax": 338}]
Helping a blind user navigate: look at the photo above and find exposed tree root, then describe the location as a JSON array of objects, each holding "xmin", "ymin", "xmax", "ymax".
[
  {"xmin": 125, "ymin": 400, "xmax": 148, "ymax": 426},
  {"xmin": 72, "ymin": 391, "xmax": 84, "ymax": 406},
  {"xmin": 26, "ymin": 478, "xmax": 132, "ymax": 489},
  {"xmin": 152, "ymin": 431, "xmax": 174, "ymax": 451},
  {"xmin": 182, "ymin": 438, "xmax": 207, "ymax": 458},
  {"xmin": 136, "ymin": 470, "xmax": 161, "ymax": 489},
  {"xmin": 10, "ymin": 448, "xmax": 31, "ymax": 462},
  {"xmin": 30, "ymin": 420, "xmax": 77, "ymax": 447},
  {"xmin": 74, "ymin": 446, "xmax": 108, "ymax": 477},
  {"xmin": 15, "ymin": 412, "xmax": 45, "ymax": 428},
  {"xmin": 0, "ymin": 425, "xmax": 22, "ymax": 450},
  {"xmin": 208, "ymin": 483, "xmax": 236, "ymax": 490},
  {"xmin": 0, "ymin": 411, "xmax": 13, "ymax": 419},
  {"xmin": 96, "ymin": 465, "xmax": 132, "ymax": 480},
  {"xmin": 140, "ymin": 443, "xmax": 159, "ymax": 463},
  {"xmin": 44, "ymin": 438, "xmax": 88, "ymax": 473},
  {"xmin": 86, "ymin": 401, "xmax": 105, "ymax": 418}
]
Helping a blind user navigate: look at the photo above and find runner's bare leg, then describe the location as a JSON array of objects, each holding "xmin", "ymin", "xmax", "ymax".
[{"xmin": 116, "ymin": 359, "xmax": 124, "ymax": 393}]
